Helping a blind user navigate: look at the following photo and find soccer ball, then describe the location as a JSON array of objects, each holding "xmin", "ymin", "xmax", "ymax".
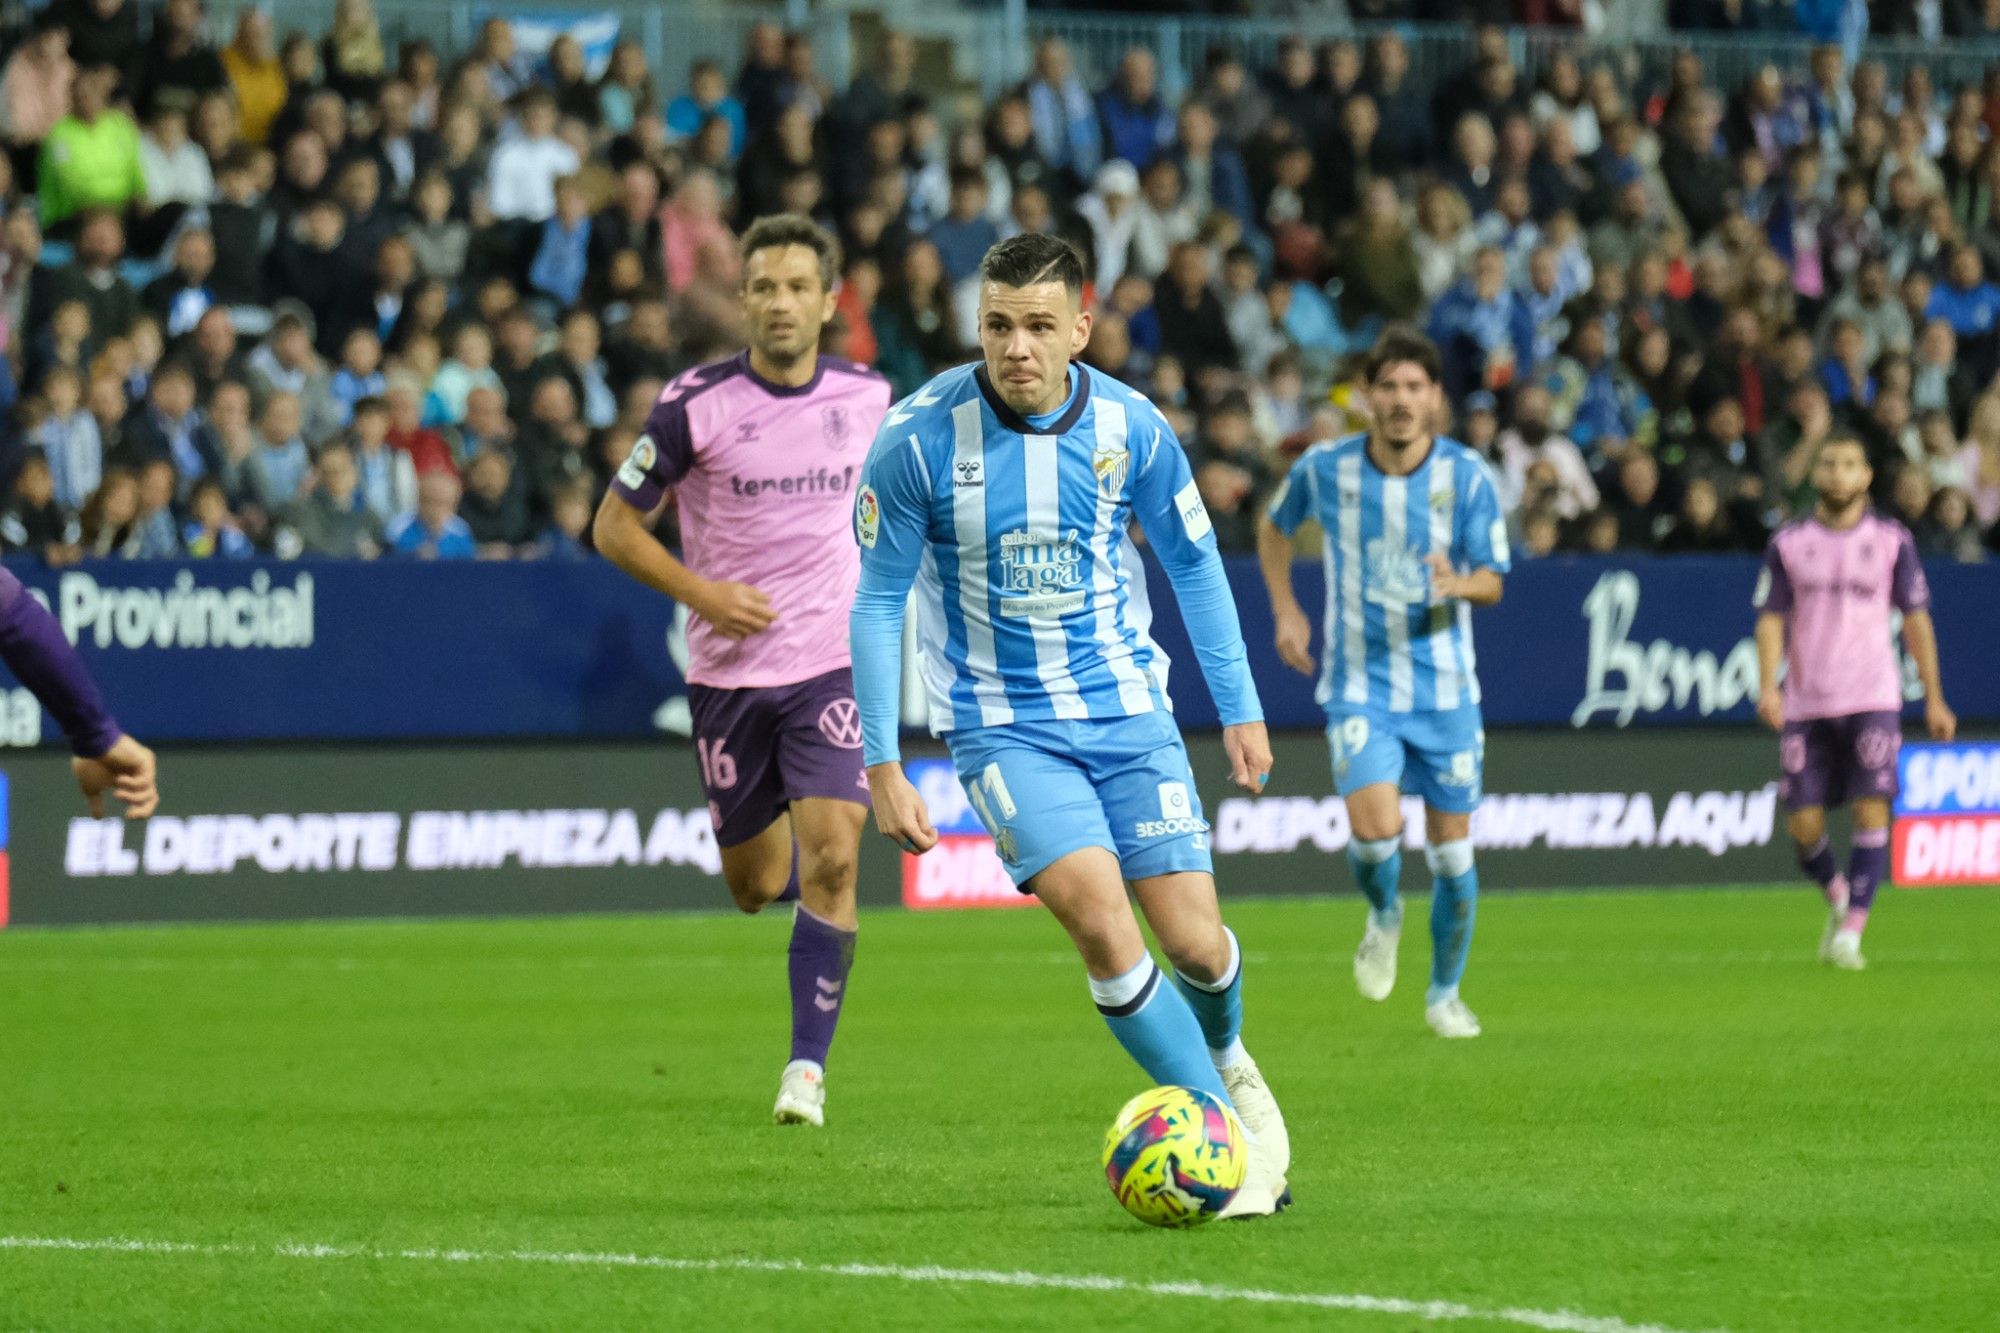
[{"xmin": 1101, "ymin": 1085, "xmax": 1246, "ymax": 1227}]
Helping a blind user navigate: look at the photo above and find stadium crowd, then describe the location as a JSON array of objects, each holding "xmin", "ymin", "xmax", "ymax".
[{"xmin": 0, "ymin": 1, "xmax": 1995, "ymax": 563}]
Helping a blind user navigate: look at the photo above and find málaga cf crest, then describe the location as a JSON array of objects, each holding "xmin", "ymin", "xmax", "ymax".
[{"xmin": 1092, "ymin": 442, "xmax": 1129, "ymax": 496}]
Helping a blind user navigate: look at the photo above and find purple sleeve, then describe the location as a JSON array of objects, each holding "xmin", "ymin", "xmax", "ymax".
[
  {"xmin": 1891, "ymin": 526, "xmax": 1931, "ymax": 612},
  {"xmin": 608, "ymin": 387, "xmax": 696, "ymax": 512},
  {"xmin": 1755, "ymin": 539, "xmax": 1793, "ymax": 614},
  {"xmin": 0, "ymin": 567, "xmax": 123, "ymax": 758}
]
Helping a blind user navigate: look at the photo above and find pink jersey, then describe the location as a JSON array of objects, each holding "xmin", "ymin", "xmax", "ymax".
[
  {"xmin": 613, "ymin": 352, "xmax": 890, "ymax": 688},
  {"xmin": 1755, "ymin": 510, "xmax": 1929, "ymax": 722}
]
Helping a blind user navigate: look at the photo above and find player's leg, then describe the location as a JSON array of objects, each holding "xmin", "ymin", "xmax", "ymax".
[
  {"xmin": 1781, "ymin": 721, "xmax": 1850, "ymax": 947},
  {"xmin": 1830, "ymin": 797, "xmax": 1891, "ymax": 970},
  {"xmin": 1333, "ymin": 713, "xmax": 1408, "ymax": 1002},
  {"xmin": 1099, "ymin": 711, "xmax": 1288, "ymax": 1210},
  {"xmin": 1408, "ymin": 710, "xmax": 1485, "ymax": 1038},
  {"xmin": 1827, "ymin": 713, "xmax": 1903, "ymax": 970},
  {"xmin": 770, "ymin": 670, "xmax": 872, "ymax": 1125},
  {"xmin": 691, "ymin": 683, "xmax": 797, "ymax": 913},
  {"xmin": 717, "ymin": 816, "xmax": 797, "ymax": 913}
]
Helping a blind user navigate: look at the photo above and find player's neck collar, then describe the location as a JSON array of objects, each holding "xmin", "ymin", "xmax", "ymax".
[
  {"xmin": 1364, "ymin": 433, "xmax": 1435, "ymax": 476},
  {"xmin": 975, "ymin": 364, "xmax": 1090, "ymax": 436},
  {"xmin": 741, "ymin": 350, "xmax": 825, "ymax": 397}
]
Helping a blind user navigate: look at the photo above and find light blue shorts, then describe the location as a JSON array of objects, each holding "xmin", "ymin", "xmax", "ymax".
[
  {"xmin": 1327, "ymin": 705, "xmax": 1486, "ymax": 814},
  {"xmin": 945, "ymin": 710, "xmax": 1213, "ymax": 889}
]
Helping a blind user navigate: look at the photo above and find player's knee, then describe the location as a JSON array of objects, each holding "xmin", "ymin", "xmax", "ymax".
[
  {"xmin": 1424, "ymin": 838, "xmax": 1476, "ymax": 890},
  {"xmin": 1785, "ymin": 809, "xmax": 1826, "ymax": 846},
  {"xmin": 724, "ymin": 869, "xmax": 784, "ymax": 914},
  {"xmin": 798, "ymin": 841, "xmax": 857, "ymax": 896},
  {"xmin": 1162, "ymin": 926, "xmax": 1231, "ymax": 983}
]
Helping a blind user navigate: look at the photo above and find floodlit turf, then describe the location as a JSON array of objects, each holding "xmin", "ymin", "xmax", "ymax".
[{"xmin": 1, "ymin": 888, "xmax": 1997, "ymax": 1332}]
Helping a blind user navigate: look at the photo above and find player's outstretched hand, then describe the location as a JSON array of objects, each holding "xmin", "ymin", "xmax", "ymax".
[
  {"xmin": 694, "ymin": 580, "xmax": 777, "ymax": 640},
  {"xmin": 1223, "ymin": 722, "xmax": 1272, "ymax": 795},
  {"xmin": 1273, "ymin": 604, "xmax": 1314, "ymax": 677},
  {"xmin": 1755, "ymin": 689, "xmax": 1785, "ymax": 733},
  {"xmin": 71, "ymin": 734, "xmax": 159, "ymax": 820},
  {"xmin": 1927, "ymin": 696, "xmax": 1958, "ymax": 742},
  {"xmin": 867, "ymin": 762, "xmax": 939, "ymax": 854}
]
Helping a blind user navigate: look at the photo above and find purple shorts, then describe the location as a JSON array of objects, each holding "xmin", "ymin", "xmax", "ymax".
[
  {"xmin": 686, "ymin": 666, "xmax": 870, "ymax": 847},
  {"xmin": 1779, "ymin": 710, "xmax": 1903, "ymax": 811}
]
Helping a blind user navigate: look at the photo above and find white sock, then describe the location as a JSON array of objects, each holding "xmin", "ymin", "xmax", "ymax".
[{"xmin": 1208, "ymin": 1036, "xmax": 1247, "ymax": 1071}]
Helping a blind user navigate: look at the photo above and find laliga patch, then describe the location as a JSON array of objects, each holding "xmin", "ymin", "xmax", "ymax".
[
  {"xmin": 1174, "ymin": 480, "xmax": 1213, "ymax": 543},
  {"xmin": 856, "ymin": 484, "xmax": 881, "ymax": 548},
  {"xmin": 618, "ymin": 435, "xmax": 656, "ymax": 489}
]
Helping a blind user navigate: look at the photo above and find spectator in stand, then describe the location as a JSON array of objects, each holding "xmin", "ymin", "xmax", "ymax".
[
  {"xmin": 1153, "ymin": 241, "xmax": 1237, "ymax": 380},
  {"xmin": 1024, "ymin": 38, "xmax": 1101, "ymax": 191},
  {"xmin": 1497, "ymin": 383, "xmax": 1600, "ymax": 520},
  {"xmin": 388, "ymin": 469, "xmax": 474, "ymax": 558},
  {"xmin": 126, "ymin": 459, "xmax": 180, "ymax": 557},
  {"xmin": 120, "ymin": 360, "xmax": 217, "ymax": 491},
  {"xmin": 79, "ymin": 464, "xmax": 140, "ymax": 556},
  {"xmin": 221, "ymin": 9, "xmax": 285, "ymax": 146},
  {"xmin": 32, "ymin": 365, "xmax": 100, "ymax": 510},
  {"xmin": 487, "ymin": 90, "xmax": 580, "ymax": 223},
  {"xmin": 459, "ymin": 447, "xmax": 533, "ymax": 554},
  {"xmin": 131, "ymin": 0, "xmax": 225, "ymax": 120},
  {"xmin": 180, "ymin": 476, "xmax": 252, "ymax": 556},
  {"xmin": 3, "ymin": 16, "xmax": 75, "ymax": 184},
  {"xmin": 242, "ymin": 389, "xmax": 311, "ymax": 517},
  {"xmin": 1098, "ymin": 49, "xmax": 1175, "ymax": 174},
  {"xmin": 528, "ymin": 176, "xmax": 593, "ymax": 310},
  {"xmin": 469, "ymin": 18, "xmax": 534, "ymax": 105},
  {"xmin": 1, "ymin": 455, "xmax": 83, "ymax": 563},
  {"xmin": 290, "ymin": 441, "xmax": 384, "ymax": 557},
  {"xmin": 38, "ymin": 65, "xmax": 143, "ymax": 232}
]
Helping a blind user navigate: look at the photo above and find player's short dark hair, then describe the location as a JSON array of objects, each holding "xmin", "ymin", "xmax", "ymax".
[
  {"xmin": 1362, "ymin": 326, "xmax": 1443, "ymax": 385},
  {"xmin": 739, "ymin": 213, "xmax": 841, "ymax": 292},
  {"xmin": 1817, "ymin": 431, "xmax": 1871, "ymax": 463},
  {"xmin": 978, "ymin": 232, "xmax": 1085, "ymax": 296}
]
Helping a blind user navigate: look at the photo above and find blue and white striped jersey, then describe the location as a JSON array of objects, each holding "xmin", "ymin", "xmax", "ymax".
[
  {"xmin": 851, "ymin": 362, "xmax": 1261, "ymax": 761},
  {"xmin": 1266, "ymin": 433, "xmax": 1511, "ymax": 716}
]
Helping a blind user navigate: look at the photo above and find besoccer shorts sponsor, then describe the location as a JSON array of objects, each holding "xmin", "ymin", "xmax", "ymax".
[
  {"xmin": 1325, "ymin": 704, "xmax": 1485, "ymax": 813},
  {"xmin": 686, "ymin": 667, "xmax": 870, "ymax": 847},
  {"xmin": 943, "ymin": 710, "xmax": 1212, "ymax": 890},
  {"xmin": 1779, "ymin": 709, "xmax": 1902, "ymax": 812}
]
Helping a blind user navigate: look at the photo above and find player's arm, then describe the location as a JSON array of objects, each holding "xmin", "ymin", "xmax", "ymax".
[
  {"xmin": 592, "ymin": 403, "xmax": 775, "ymax": 640},
  {"xmin": 1257, "ymin": 468, "xmax": 1314, "ymax": 678},
  {"xmin": 1891, "ymin": 532, "xmax": 1955, "ymax": 741},
  {"xmin": 1751, "ymin": 540, "xmax": 1792, "ymax": 732},
  {"xmin": 1431, "ymin": 458, "xmax": 1509, "ymax": 607},
  {"xmin": 1132, "ymin": 417, "xmax": 1270, "ymax": 794},
  {"xmin": 0, "ymin": 569, "xmax": 157, "ymax": 818},
  {"xmin": 852, "ymin": 426, "xmax": 940, "ymax": 852}
]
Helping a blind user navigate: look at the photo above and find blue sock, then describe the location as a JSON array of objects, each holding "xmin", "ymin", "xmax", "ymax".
[
  {"xmin": 1092, "ymin": 956, "xmax": 1231, "ymax": 1105},
  {"xmin": 1348, "ymin": 834, "xmax": 1403, "ymax": 924},
  {"xmin": 1171, "ymin": 928, "xmax": 1245, "ymax": 1070},
  {"xmin": 1426, "ymin": 839, "xmax": 1478, "ymax": 1005}
]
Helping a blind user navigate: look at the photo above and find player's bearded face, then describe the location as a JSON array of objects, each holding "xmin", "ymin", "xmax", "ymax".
[
  {"xmin": 1812, "ymin": 444, "xmax": 1871, "ymax": 512},
  {"xmin": 742, "ymin": 244, "xmax": 838, "ymax": 366},
  {"xmin": 1366, "ymin": 364, "xmax": 1439, "ymax": 449},
  {"xmin": 979, "ymin": 281, "xmax": 1092, "ymax": 417}
]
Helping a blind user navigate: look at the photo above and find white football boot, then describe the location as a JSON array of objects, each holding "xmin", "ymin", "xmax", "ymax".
[
  {"xmin": 1818, "ymin": 875, "xmax": 1852, "ymax": 964},
  {"xmin": 1218, "ymin": 1127, "xmax": 1292, "ymax": 1221},
  {"xmin": 1825, "ymin": 930, "xmax": 1867, "ymax": 971},
  {"xmin": 1425, "ymin": 995, "xmax": 1482, "ymax": 1039},
  {"xmin": 1354, "ymin": 909, "xmax": 1401, "ymax": 1002},
  {"xmin": 772, "ymin": 1061, "xmax": 825, "ymax": 1126},
  {"xmin": 1219, "ymin": 1050, "xmax": 1290, "ymax": 1178}
]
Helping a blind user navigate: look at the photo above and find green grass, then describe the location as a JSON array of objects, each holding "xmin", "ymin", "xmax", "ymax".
[{"xmin": 1, "ymin": 888, "xmax": 1997, "ymax": 1332}]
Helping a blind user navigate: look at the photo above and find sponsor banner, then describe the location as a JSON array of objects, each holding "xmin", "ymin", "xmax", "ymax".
[
  {"xmin": 900, "ymin": 757, "xmax": 1032, "ymax": 911},
  {"xmin": 1194, "ymin": 728, "xmax": 1801, "ymax": 890},
  {"xmin": 0, "ymin": 554, "xmax": 1990, "ymax": 744},
  {"xmin": 1, "ymin": 743, "xmax": 902, "ymax": 927},
  {"xmin": 0, "ymin": 561, "xmax": 684, "ymax": 744},
  {"xmin": 1893, "ymin": 743, "xmax": 2000, "ymax": 886},
  {"xmin": 1142, "ymin": 553, "xmax": 1998, "ymax": 731}
]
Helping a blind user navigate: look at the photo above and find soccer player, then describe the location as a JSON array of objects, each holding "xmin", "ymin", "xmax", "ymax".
[
  {"xmin": 1256, "ymin": 328, "xmax": 1509, "ymax": 1039},
  {"xmin": 1753, "ymin": 435, "xmax": 1954, "ymax": 970},
  {"xmin": 850, "ymin": 233, "xmax": 1292, "ymax": 1218},
  {"xmin": 595, "ymin": 214, "xmax": 890, "ymax": 1127},
  {"xmin": 0, "ymin": 567, "xmax": 158, "ymax": 817}
]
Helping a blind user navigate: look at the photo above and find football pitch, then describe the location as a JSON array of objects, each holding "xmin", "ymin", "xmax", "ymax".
[{"xmin": 1, "ymin": 887, "xmax": 1995, "ymax": 1332}]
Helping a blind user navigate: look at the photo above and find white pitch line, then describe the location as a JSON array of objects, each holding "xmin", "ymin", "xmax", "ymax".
[{"xmin": 0, "ymin": 1234, "xmax": 1722, "ymax": 1333}]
